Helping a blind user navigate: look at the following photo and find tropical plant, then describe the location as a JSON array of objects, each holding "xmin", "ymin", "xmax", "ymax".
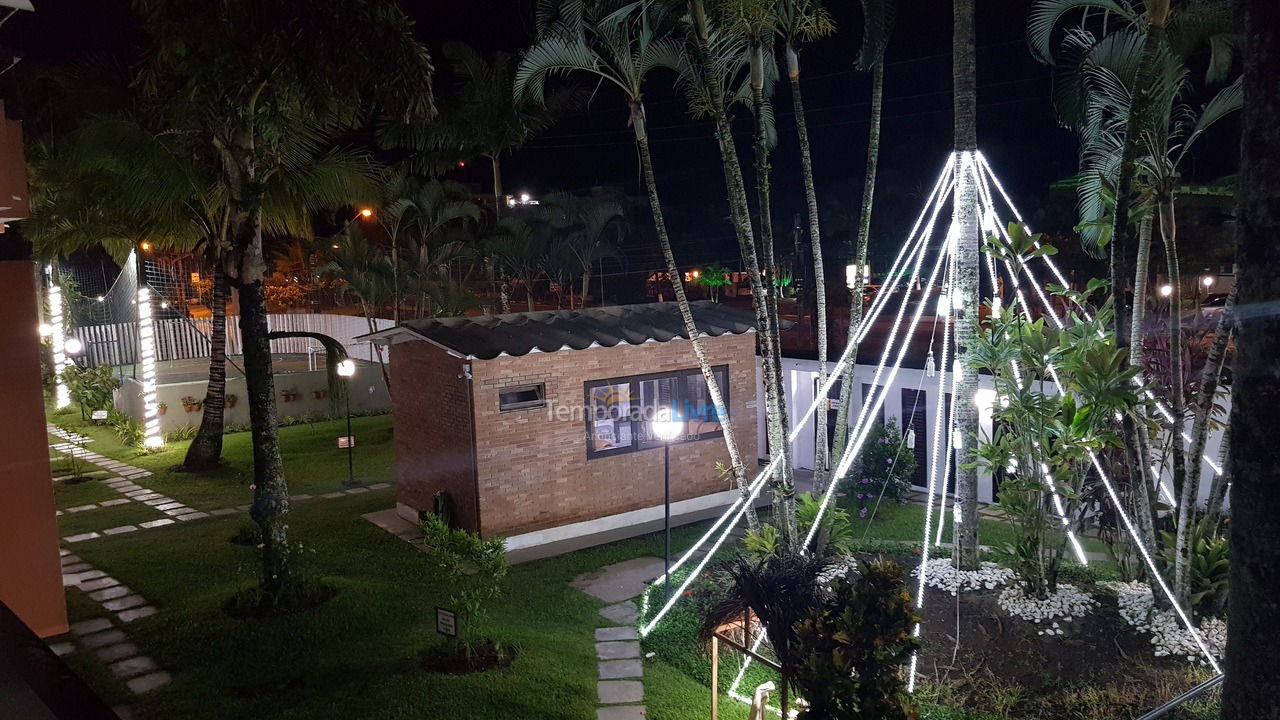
[
  {"xmin": 537, "ymin": 193, "xmax": 624, "ymax": 308},
  {"xmin": 321, "ymin": 226, "xmax": 395, "ymax": 388},
  {"xmin": 108, "ymin": 408, "xmax": 144, "ymax": 449},
  {"xmin": 517, "ymin": 0, "xmax": 757, "ymax": 528},
  {"xmin": 702, "ymin": 553, "xmax": 834, "ymax": 716},
  {"xmin": 131, "ymin": 0, "xmax": 435, "ymax": 602},
  {"xmin": 970, "ymin": 268, "xmax": 1142, "ymax": 599},
  {"xmin": 61, "ymin": 365, "xmax": 120, "ymax": 416},
  {"xmin": 419, "ymin": 514, "xmax": 509, "ymax": 642},
  {"xmin": 791, "ymin": 560, "xmax": 922, "ymax": 720},
  {"xmin": 849, "ymin": 421, "xmax": 916, "ymax": 516},
  {"xmin": 693, "ymin": 264, "xmax": 733, "ymax": 301},
  {"xmin": 1158, "ymin": 518, "xmax": 1228, "ymax": 618},
  {"xmin": 744, "ymin": 492, "xmax": 855, "ymax": 560}
]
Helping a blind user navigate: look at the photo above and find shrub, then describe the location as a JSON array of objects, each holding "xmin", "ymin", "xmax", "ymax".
[
  {"xmin": 792, "ymin": 560, "xmax": 922, "ymax": 720},
  {"xmin": 165, "ymin": 424, "xmax": 199, "ymax": 442},
  {"xmin": 849, "ymin": 422, "xmax": 916, "ymax": 515},
  {"xmin": 419, "ymin": 514, "xmax": 508, "ymax": 643},
  {"xmin": 107, "ymin": 409, "xmax": 143, "ymax": 448},
  {"xmin": 1159, "ymin": 520, "xmax": 1229, "ymax": 618},
  {"xmin": 62, "ymin": 365, "xmax": 120, "ymax": 414}
]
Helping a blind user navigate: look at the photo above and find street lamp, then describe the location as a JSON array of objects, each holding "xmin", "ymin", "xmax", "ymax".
[
  {"xmin": 650, "ymin": 406, "xmax": 684, "ymax": 603},
  {"xmin": 1159, "ymin": 283, "xmax": 1174, "ymax": 298},
  {"xmin": 336, "ymin": 358, "xmax": 359, "ymax": 488}
]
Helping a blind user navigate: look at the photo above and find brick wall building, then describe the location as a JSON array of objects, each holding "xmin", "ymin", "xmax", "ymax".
[{"xmin": 371, "ymin": 302, "xmax": 760, "ymax": 544}]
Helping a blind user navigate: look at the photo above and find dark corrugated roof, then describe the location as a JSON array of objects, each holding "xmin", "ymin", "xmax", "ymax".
[{"xmin": 387, "ymin": 301, "xmax": 758, "ymax": 360}]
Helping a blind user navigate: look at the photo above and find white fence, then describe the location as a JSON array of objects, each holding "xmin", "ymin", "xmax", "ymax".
[{"xmin": 72, "ymin": 313, "xmax": 394, "ymax": 367}]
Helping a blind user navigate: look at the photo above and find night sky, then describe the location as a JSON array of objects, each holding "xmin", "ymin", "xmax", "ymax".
[{"xmin": 2, "ymin": 0, "xmax": 1240, "ymax": 273}]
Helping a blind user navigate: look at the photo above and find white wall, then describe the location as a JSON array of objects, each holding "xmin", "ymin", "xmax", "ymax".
[{"xmin": 758, "ymin": 357, "xmax": 1230, "ymax": 508}]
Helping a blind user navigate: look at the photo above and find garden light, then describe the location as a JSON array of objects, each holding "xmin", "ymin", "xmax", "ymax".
[
  {"xmin": 64, "ymin": 337, "xmax": 83, "ymax": 355},
  {"xmin": 1201, "ymin": 275, "xmax": 1215, "ymax": 288},
  {"xmin": 360, "ymin": 208, "xmax": 373, "ymax": 218},
  {"xmin": 337, "ymin": 358, "xmax": 356, "ymax": 377},
  {"xmin": 1159, "ymin": 284, "xmax": 1173, "ymax": 297},
  {"xmin": 649, "ymin": 407, "xmax": 683, "ymax": 441}
]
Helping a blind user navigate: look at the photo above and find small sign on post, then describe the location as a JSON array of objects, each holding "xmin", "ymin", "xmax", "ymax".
[
  {"xmin": 337, "ymin": 436, "xmax": 356, "ymax": 449},
  {"xmin": 436, "ymin": 607, "xmax": 457, "ymax": 638},
  {"xmin": 91, "ymin": 409, "xmax": 109, "ymax": 420}
]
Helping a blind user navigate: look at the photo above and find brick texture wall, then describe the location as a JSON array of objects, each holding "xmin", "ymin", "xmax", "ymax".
[
  {"xmin": 469, "ymin": 332, "xmax": 758, "ymax": 537},
  {"xmin": 390, "ymin": 341, "xmax": 480, "ymax": 532}
]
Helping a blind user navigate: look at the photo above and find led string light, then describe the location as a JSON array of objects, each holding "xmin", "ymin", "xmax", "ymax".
[
  {"xmin": 136, "ymin": 279, "xmax": 164, "ymax": 450},
  {"xmin": 638, "ymin": 158, "xmax": 967, "ymax": 637},
  {"xmin": 46, "ymin": 265, "xmax": 72, "ymax": 409},
  {"xmin": 930, "ymin": 240, "xmax": 957, "ymax": 548},
  {"xmin": 972, "ymin": 159, "xmax": 1221, "ymax": 671}
]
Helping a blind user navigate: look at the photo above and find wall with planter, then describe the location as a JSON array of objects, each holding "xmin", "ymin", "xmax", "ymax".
[{"xmin": 115, "ymin": 364, "xmax": 391, "ymax": 435}]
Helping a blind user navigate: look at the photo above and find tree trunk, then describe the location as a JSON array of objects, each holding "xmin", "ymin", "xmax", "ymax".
[
  {"xmin": 1204, "ymin": 424, "xmax": 1230, "ymax": 530},
  {"xmin": 1186, "ymin": 269, "xmax": 1236, "ymax": 511},
  {"xmin": 490, "ymin": 154, "xmax": 503, "ymax": 220},
  {"xmin": 1162, "ymin": 198, "xmax": 1195, "ymax": 604},
  {"xmin": 183, "ymin": 264, "xmax": 229, "ymax": 471},
  {"xmin": 952, "ymin": 0, "xmax": 981, "ymax": 571},
  {"xmin": 832, "ymin": 60, "xmax": 884, "ymax": 476},
  {"xmin": 630, "ymin": 101, "xmax": 757, "ymax": 530},
  {"xmin": 1129, "ymin": 211, "xmax": 1154, "ymax": 369},
  {"xmin": 788, "ymin": 44, "xmax": 829, "ymax": 493},
  {"xmin": 1222, "ymin": 0, "xmax": 1280, "ymax": 714},
  {"xmin": 746, "ymin": 42, "xmax": 797, "ymax": 546}
]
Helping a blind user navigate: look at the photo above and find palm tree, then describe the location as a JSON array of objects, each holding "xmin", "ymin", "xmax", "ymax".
[
  {"xmin": 486, "ymin": 217, "xmax": 550, "ymax": 312},
  {"xmin": 133, "ymin": 0, "xmax": 435, "ymax": 601},
  {"xmin": 517, "ymin": 0, "xmax": 759, "ymax": 518},
  {"xmin": 382, "ymin": 41, "xmax": 579, "ymax": 217},
  {"xmin": 831, "ymin": 0, "xmax": 895, "ymax": 491},
  {"xmin": 775, "ymin": 0, "xmax": 835, "ymax": 491},
  {"xmin": 538, "ymin": 193, "xmax": 624, "ymax": 308},
  {"xmin": 321, "ymin": 226, "xmax": 395, "ymax": 387},
  {"xmin": 952, "ymin": 0, "xmax": 982, "ymax": 571},
  {"xmin": 1221, "ymin": 0, "xmax": 1280, "ymax": 713}
]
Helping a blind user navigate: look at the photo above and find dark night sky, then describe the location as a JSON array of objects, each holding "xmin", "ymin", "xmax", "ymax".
[{"xmin": 2, "ymin": 0, "xmax": 1240, "ymax": 271}]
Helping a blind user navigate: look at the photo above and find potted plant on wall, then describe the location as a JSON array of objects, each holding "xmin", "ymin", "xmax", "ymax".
[
  {"xmin": 311, "ymin": 388, "xmax": 327, "ymax": 400},
  {"xmin": 281, "ymin": 388, "xmax": 299, "ymax": 403},
  {"xmin": 226, "ymin": 393, "xmax": 238, "ymax": 409},
  {"xmin": 157, "ymin": 402, "xmax": 168, "ymax": 416},
  {"xmin": 181, "ymin": 395, "xmax": 202, "ymax": 413}
]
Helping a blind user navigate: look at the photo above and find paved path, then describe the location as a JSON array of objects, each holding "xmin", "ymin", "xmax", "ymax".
[{"xmin": 574, "ymin": 557, "xmax": 665, "ymax": 720}]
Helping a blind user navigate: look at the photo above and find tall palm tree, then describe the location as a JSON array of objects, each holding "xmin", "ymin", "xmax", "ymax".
[
  {"xmin": 775, "ymin": 0, "xmax": 835, "ymax": 490},
  {"xmin": 1221, "ymin": 0, "xmax": 1280, "ymax": 713},
  {"xmin": 486, "ymin": 216, "xmax": 551, "ymax": 312},
  {"xmin": 538, "ymin": 193, "xmax": 624, "ymax": 308},
  {"xmin": 831, "ymin": 0, "xmax": 895, "ymax": 489},
  {"xmin": 133, "ymin": 0, "xmax": 435, "ymax": 601},
  {"xmin": 517, "ymin": 0, "xmax": 759, "ymax": 519},
  {"xmin": 952, "ymin": 0, "xmax": 982, "ymax": 571},
  {"xmin": 321, "ymin": 226, "xmax": 395, "ymax": 387}
]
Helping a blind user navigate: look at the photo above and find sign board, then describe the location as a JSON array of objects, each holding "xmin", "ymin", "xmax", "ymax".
[
  {"xmin": 91, "ymin": 409, "xmax": 109, "ymax": 420},
  {"xmin": 436, "ymin": 607, "xmax": 457, "ymax": 637},
  {"xmin": 337, "ymin": 436, "xmax": 356, "ymax": 449}
]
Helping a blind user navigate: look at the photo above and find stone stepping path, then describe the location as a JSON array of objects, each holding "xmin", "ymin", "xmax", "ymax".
[
  {"xmin": 54, "ymin": 548, "xmax": 169, "ymax": 701},
  {"xmin": 49, "ymin": 424, "xmax": 391, "ymax": 544},
  {"xmin": 575, "ymin": 558, "xmax": 664, "ymax": 720}
]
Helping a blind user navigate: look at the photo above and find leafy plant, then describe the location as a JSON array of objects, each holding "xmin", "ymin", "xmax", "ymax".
[
  {"xmin": 165, "ymin": 424, "xmax": 200, "ymax": 442},
  {"xmin": 1159, "ymin": 519, "xmax": 1229, "ymax": 618},
  {"xmin": 693, "ymin": 265, "xmax": 734, "ymax": 302},
  {"xmin": 791, "ymin": 560, "xmax": 922, "ymax": 720},
  {"xmin": 107, "ymin": 409, "xmax": 144, "ymax": 449},
  {"xmin": 744, "ymin": 493, "xmax": 855, "ymax": 560},
  {"xmin": 418, "ymin": 514, "xmax": 509, "ymax": 642},
  {"xmin": 61, "ymin": 365, "xmax": 120, "ymax": 415},
  {"xmin": 850, "ymin": 421, "xmax": 916, "ymax": 515}
]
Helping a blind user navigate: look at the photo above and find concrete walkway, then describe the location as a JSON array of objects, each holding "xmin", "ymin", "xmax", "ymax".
[{"xmin": 574, "ymin": 557, "xmax": 665, "ymax": 720}]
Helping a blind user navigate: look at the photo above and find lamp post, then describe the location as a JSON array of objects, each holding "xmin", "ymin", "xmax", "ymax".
[
  {"xmin": 650, "ymin": 407, "xmax": 684, "ymax": 603},
  {"xmin": 337, "ymin": 358, "xmax": 358, "ymax": 488}
]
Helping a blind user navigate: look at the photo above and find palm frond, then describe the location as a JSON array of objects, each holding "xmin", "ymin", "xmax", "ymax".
[{"xmin": 1028, "ymin": 0, "xmax": 1139, "ymax": 64}]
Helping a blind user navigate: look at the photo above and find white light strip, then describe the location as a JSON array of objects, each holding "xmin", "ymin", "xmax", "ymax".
[
  {"xmin": 137, "ymin": 279, "xmax": 164, "ymax": 450},
  {"xmin": 974, "ymin": 159, "xmax": 1219, "ymax": 670},
  {"xmin": 47, "ymin": 265, "xmax": 72, "ymax": 409},
  {"xmin": 929, "ymin": 240, "xmax": 956, "ymax": 548}
]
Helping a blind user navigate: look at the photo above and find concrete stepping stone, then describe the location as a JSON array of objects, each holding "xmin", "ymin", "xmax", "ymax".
[
  {"xmin": 69, "ymin": 618, "xmax": 113, "ymax": 636},
  {"xmin": 96, "ymin": 642, "xmax": 139, "ymax": 662},
  {"xmin": 211, "ymin": 508, "xmax": 238, "ymax": 516},
  {"xmin": 597, "ymin": 705, "xmax": 645, "ymax": 719},
  {"xmin": 598, "ymin": 660, "xmax": 643, "ymax": 679},
  {"xmin": 59, "ymin": 554, "xmax": 81, "ymax": 565},
  {"xmin": 368, "ymin": 482, "xmax": 391, "ymax": 490},
  {"xmin": 596, "ymin": 627, "xmax": 638, "ymax": 642},
  {"xmin": 599, "ymin": 601, "xmax": 638, "ymax": 626},
  {"xmin": 49, "ymin": 642, "xmax": 76, "ymax": 657},
  {"xmin": 90, "ymin": 585, "xmax": 132, "ymax": 602},
  {"xmin": 118, "ymin": 606, "xmax": 157, "ymax": 623},
  {"xmin": 101, "ymin": 499, "xmax": 132, "ymax": 507},
  {"xmin": 67, "ymin": 504, "xmax": 99, "ymax": 513},
  {"xmin": 154, "ymin": 502, "xmax": 184, "ymax": 511},
  {"xmin": 62, "ymin": 562, "xmax": 93, "ymax": 573},
  {"xmin": 321, "ymin": 492, "xmax": 345, "ymax": 499},
  {"xmin": 289, "ymin": 494, "xmax": 312, "ymax": 501},
  {"xmin": 595, "ymin": 641, "xmax": 640, "ymax": 660},
  {"xmin": 65, "ymin": 532, "xmax": 101, "ymax": 543},
  {"xmin": 103, "ymin": 526, "xmax": 139, "ymax": 536},
  {"xmin": 126, "ymin": 671, "xmax": 170, "ymax": 694},
  {"xmin": 65, "ymin": 570, "xmax": 106, "ymax": 585},
  {"xmin": 573, "ymin": 557, "xmax": 664, "ymax": 604},
  {"xmin": 102, "ymin": 595, "xmax": 147, "ymax": 612},
  {"xmin": 82, "ymin": 629, "xmax": 128, "ymax": 649},
  {"xmin": 110, "ymin": 656, "xmax": 158, "ymax": 679},
  {"xmin": 80, "ymin": 577, "xmax": 122, "ymax": 592},
  {"xmin": 139, "ymin": 519, "xmax": 175, "ymax": 529},
  {"xmin": 344, "ymin": 487, "xmax": 369, "ymax": 495},
  {"xmin": 598, "ymin": 680, "xmax": 644, "ymax": 704},
  {"xmin": 175, "ymin": 511, "xmax": 210, "ymax": 521}
]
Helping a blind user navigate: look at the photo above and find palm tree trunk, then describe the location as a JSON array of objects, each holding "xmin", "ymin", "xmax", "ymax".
[
  {"xmin": 1127, "ymin": 210, "xmax": 1159, "ymax": 552},
  {"xmin": 582, "ymin": 268, "xmax": 592, "ymax": 309},
  {"xmin": 1162, "ymin": 198, "xmax": 1194, "ymax": 604},
  {"xmin": 750, "ymin": 44, "xmax": 798, "ymax": 547},
  {"xmin": 490, "ymin": 154, "xmax": 503, "ymax": 220},
  {"xmin": 1187, "ymin": 269, "xmax": 1236, "ymax": 514},
  {"xmin": 1222, "ymin": 0, "xmax": 1280, "ymax": 711},
  {"xmin": 832, "ymin": 60, "xmax": 884, "ymax": 479},
  {"xmin": 788, "ymin": 44, "xmax": 829, "ymax": 492},
  {"xmin": 1129, "ymin": 211, "xmax": 1154, "ymax": 369},
  {"xmin": 952, "ymin": 0, "xmax": 981, "ymax": 571},
  {"xmin": 183, "ymin": 264, "xmax": 229, "ymax": 471},
  {"xmin": 630, "ymin": 101, "xmax": 756, "ymax": 529},
  {"xmin": 1204, "ymin": 424, "xmax": 1230, "ymax": 529}
]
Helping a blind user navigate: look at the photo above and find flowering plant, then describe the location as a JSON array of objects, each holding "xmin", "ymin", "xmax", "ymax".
[{"xmin": 849, "ymin": 421, "xmax": 916, "ymax": 517}]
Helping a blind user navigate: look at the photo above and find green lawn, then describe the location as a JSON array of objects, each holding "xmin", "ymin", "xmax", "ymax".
[{"xmin": 46, "ymin": 410, "xmax": 394, "ymax": 514}]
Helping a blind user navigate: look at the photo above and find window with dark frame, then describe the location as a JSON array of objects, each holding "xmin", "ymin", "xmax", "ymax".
[
  {"xmin": 584, "ymin": 366, "xmax": 729, "ymax": 458},
  {"xmin": 499, "ymin": 383, "xmax": 546, "ymax": 411}
]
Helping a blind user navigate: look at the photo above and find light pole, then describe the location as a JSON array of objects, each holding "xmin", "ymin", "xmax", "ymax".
[
  {"xmin": 337, "ymin": 358, "xmax": 358, "ymax": 488},
  {"xmin": 649, "ymin": 407, "xmax": 684, "ymax": 603}
]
